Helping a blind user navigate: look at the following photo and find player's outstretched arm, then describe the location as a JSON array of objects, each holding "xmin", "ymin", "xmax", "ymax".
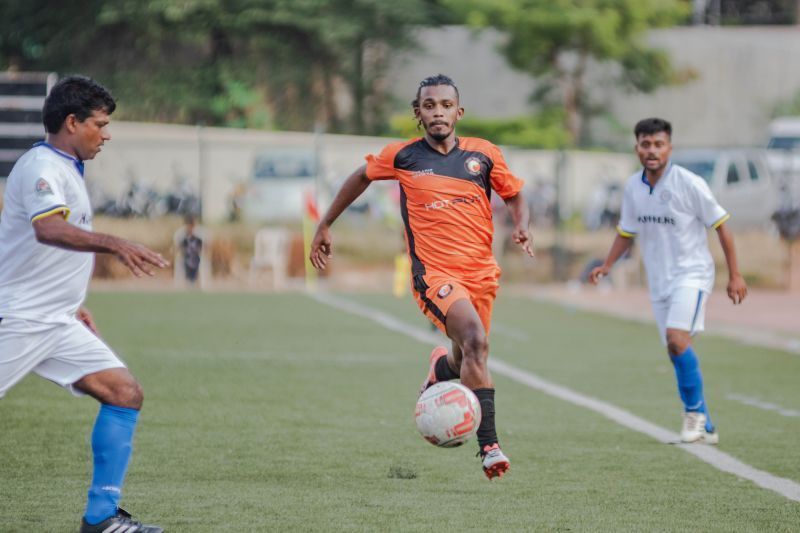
[
  {"xmin": 588, "ymin": 233, "xmax": 633, "ymax": 284},
  {"xmin": 503, "ymin": 193, "xmax": 534, "ymax": 257},
  {"xmin": 33, "ymin": 213, "xmax": 169, "ymax": 277},
  {"xmin": 715, "ymin": 222, "xmax": 747, "ymax": 304},
  {"xmin": 310, "ymin": 165, "xmax": 371, "ymax": 270}
]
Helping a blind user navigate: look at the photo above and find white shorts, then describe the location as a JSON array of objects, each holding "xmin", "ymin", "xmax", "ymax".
[
  {"xmin": 651, "ymin": 287, "xmax": 709, "ymax": 345},
  {"xmin": 0, "ymin": 316, "xmax": 125, "ymax": 398}
]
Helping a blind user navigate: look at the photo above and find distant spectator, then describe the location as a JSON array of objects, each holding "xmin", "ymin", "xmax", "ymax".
[{"xmin": 175, "ymin": 214, "xmax": 204, "ymax": 285}]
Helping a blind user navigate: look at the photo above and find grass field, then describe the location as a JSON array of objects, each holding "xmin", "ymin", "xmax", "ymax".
[{"xmin": 1, "ymin": 291, "xmax": 799, "ymax": 532}]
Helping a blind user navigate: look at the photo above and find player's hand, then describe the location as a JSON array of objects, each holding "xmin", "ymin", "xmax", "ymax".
[
  {"xmin": 727, "ymin": 273, "xmax": 747, "ymax": 304},
  {"xmin": 310, "ymin": 225, "xmax": 333, "ymax": 270},
  {"xmin": 112, "ymin": 237, "xmax": 169, "ymax": 277},
  {"xmin": 588, "ymin": 265, "xmax": 610, "ymax": 285},
  {"xmin": 77, "ymin": 306, "xmax": 99, "ymax": 335},
  {"xmin": 511, "ymin": 225, "xmax": 534, "ymax": 257}
]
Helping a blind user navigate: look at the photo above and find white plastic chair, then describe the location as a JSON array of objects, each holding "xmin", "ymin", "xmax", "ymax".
[{"xmin": 249, "ymin": 227, "xmax": 290, "ymax": 288}]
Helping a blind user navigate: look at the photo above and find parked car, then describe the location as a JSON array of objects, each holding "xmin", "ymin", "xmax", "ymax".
[
  {"xmin": 766, "ymin": 116, "xmax": 800, "ymax": 155},
  {"xmin": 670, "ymin": 148, "xmax": 776, "ymax": 229},
  {"xmin": 242, "ymin": 147, "xmax": 316, "ymax": 221},
  {"xmin": 766, "ymin": 116, "xmax": 800, "ymax": 210}
]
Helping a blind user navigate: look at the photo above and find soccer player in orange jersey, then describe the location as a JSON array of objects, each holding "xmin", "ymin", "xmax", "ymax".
[{"xmin": 310, "ymin": 74, "xmax": 533, "ymax": 479}]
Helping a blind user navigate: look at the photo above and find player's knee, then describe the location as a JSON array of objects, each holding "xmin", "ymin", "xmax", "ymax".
[
  {"xmin": 110, "ymin": 378, "xmax": 144, "ymax": 410},
  {"xmin": 461, "ymin": 329, "xmax": 489, "ymax": 361},
  {"xmin": 666, "ymin": 331, "xmax": 691, "ymax": 355}
]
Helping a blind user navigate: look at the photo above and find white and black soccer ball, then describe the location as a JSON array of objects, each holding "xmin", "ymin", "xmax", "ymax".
[{"xmin": 415, "ymin": 382, "xmax": 481, "ymax": 448}]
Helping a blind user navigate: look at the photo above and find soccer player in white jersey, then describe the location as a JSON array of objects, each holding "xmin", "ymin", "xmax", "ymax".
[
  {"xmin": 589, "ymin": 118, "xmax": 747, "ymax": 444},
  {"xmin": 0, "ymin": 76, "xmax": 167, "ymax": 532}
]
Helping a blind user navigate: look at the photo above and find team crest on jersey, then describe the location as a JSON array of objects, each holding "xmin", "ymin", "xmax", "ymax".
[
  {"xmin": 464, "ymin": 157, "xmax": 482, "ymax": 175},
  {"xmin": 437, "ymin": 284, "xmax": 453, "ymax": 298},
  {"xmin": 659, "ymin": 190, "xmax": 672, "ymax": 204},
  {"xmin": 35, "ymin": 178, "xmax": 53, "ymax": 196}
]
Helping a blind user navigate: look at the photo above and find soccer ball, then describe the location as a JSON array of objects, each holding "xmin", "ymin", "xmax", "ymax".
[{"xmin": 415, "ymin": 382, "xmax": 482, "ymax": 448}]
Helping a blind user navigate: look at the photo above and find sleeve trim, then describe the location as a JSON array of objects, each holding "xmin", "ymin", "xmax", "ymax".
[
  {"xmin": 710, "ymin": 213, "xmax": 730, "ymax": 229},
  {"xmin": 497, "ymin": 182, "xmax": 525, "ymax": 200},
  {"xmin": 616, "ymin": 225, "xmax": 636, "ymax": 238},
  {"xmin": 31, "ymin": 205, "xmax": 70, "ymax": 223}
]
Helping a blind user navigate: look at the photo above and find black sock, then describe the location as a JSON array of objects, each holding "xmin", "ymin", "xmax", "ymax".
[
  {"xmin": 473, "ymin": 387, "xmax": 498, "ymax": 450},
  {"xmin": 434, "ymin": 354, "xmax": 459, "ymax": 381}
]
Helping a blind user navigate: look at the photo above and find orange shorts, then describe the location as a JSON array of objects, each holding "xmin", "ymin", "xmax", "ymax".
[{"xmin": 411, "ymin": 269, "xmax": 500, "ymax": 335}]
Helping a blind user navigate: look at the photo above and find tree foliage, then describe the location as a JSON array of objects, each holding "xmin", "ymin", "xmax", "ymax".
[
  {"xmin": 772, "ymin": 89, "xmax": 800, "ymax": 118},
  {"xmin": 0, "ymin": 0, "xmax": 450, "ymax": 133},
  {"xmin": 444, "ymin": 0, "xmax": 691, "ymax": 146},
  {"xmin": 390, "ymin": 108, "xmax": 571, "ymax": 149}
]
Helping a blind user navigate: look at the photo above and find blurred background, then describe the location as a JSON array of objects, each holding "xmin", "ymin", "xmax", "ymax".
[{"xmin": 2, "ymin": 0, "xmax": 800, "ymax": 293}]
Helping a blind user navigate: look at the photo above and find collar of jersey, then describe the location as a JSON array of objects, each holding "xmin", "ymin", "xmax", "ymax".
[
  {"xmin": 33, "ymin": 141, "xmax": 85, "ymax": 177},
  {"xmin": 421, "ymin": 136, "xmax": 460, "ymax": 156},
  {"xmin": 640, "ymin": 162, "xmax": 672, "ymax": 194}
]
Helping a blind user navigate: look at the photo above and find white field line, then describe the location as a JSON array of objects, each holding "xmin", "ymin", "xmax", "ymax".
[
  {"xmin": 530, "ymin": 291, "xmax": 800, "ymax": 356},
  {"xmin": 312, "ymin": 292, "xmax": 800, "ymax": 503},
  {"xmin": 727, "ymin": 393, "xmax": 800, "ymax": 418},
  {"xmin": 491, "ymin": 323, "xmax": 531, "ymax": 342}
]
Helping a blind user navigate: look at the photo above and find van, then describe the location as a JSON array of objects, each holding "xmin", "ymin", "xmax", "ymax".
[
  {"xmin": 671, "ymin": 148, "xmax": 776, "ymax": 229},
  {"xmin": 242, "ymin": 147, "xmax": 316, "ymax": 221}
]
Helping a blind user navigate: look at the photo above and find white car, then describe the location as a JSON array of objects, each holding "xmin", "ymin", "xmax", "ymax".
[
  {"xmin": 670, "ymin": 148, "xmax": 777, "ymax": 229},
  {"xmin": 766, "ymin": 117, "xmax": 800, "ymax": 210},
  {"xmin": 242, "ymin": 148, "xmax": 317, "ymax": 222}
]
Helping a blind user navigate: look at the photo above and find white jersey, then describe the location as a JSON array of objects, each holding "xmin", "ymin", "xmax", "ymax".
[
  {"xmin": 617, "ymin": 163, "xmax": 729, "ymax": 301},
  {"xmin": 0, "ymin": 143, "xmax": 94, "ymax": 323}
]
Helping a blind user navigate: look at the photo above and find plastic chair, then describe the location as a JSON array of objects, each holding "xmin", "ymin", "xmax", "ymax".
[{"xmin": 249, "ymin": 227, "xmax": 290, "ymax": 288}]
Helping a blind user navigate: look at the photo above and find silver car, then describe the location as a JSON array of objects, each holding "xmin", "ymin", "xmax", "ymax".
[
  {"xmin": 242, "ymin": 147, "xmax": 317, "ymax": 222},
  {"xmin": 670, "ymin": 148, "xmax": 777, "ymax": 229}
]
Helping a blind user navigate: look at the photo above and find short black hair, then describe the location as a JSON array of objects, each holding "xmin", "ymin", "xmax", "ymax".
[
  {"xmin": 634, "ymin": 117, "xmax": 672, "ymax": 139},
  {"xmin": 43, "ymin": 75, "xmax": 116, "ymax": 134},
  {"xmin": 412, "ymin": 74, "xmax": 459, "ymax": 108}
]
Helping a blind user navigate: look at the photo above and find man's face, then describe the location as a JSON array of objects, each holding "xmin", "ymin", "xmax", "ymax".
[
  {"xmin": 635, "ymin": 131, "xmax": 672, "ymax": 173},
  {"xmin": 415, "ymin": 85, "xmax": 463, "ymax": 142},
  {"xmin": 69, "ymin": 109, "xmax": 111, "ymax": 160}
]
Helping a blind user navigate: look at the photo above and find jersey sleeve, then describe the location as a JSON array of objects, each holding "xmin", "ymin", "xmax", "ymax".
[
  {"xmin": 364, "ymin": 142, "xmax": 405, "ymax": 181},
  {"xmin": 617, "ymin": 182, "xmax": 639, "ymax": 238},
  {"xmin": 21, "ymin": 166, "xmax": 70, "ymax": 223},
  {"xmin": 690, "ymin": 176, "xmax": 729, "ymax": 228},
  {"xmin": 488, "ymin": 144, "xmax": 524, "ymax": 199}
]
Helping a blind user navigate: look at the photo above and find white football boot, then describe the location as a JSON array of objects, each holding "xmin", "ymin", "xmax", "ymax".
[
  {"xmin": 480, "ymin": 443, "xmax": 510, "ymax": 479},
  {"xmin": 680, "ymin": 412, "xmax": 719, "ymax": 444}
]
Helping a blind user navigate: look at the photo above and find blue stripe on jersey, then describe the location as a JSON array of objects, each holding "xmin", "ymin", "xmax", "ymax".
[
  {"xmin": 33, "ymin": 141, "xmax": 85, "ymax": 176},
  {"xmin": 30, "ymin": 204, "xmax": 69, "ymax": 221}
]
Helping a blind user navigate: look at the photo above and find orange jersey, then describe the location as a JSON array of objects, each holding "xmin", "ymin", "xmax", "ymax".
[{"xmin": 365, "ymin": 137, "xmax": 524, "ymax": 280}]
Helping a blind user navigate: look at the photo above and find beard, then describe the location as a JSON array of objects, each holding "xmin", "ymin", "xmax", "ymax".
[{"xmin": 426, "ymin": 123, "xmax": 451, "ymax": 141}]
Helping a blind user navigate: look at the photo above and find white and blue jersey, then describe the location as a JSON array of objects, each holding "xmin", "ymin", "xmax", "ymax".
[
  {"xmin": 0, "ymin": 142, "xmax": 94, "ymax": 323},
  {"xmin": 617, "ymin": 163, "xmax": 729, "ymax": 302},
  {"xmin": 0, "ymin": 142, "xmax": 125, "ymax": 398}
]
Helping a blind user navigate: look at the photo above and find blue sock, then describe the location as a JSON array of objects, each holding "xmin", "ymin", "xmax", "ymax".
[
  {"xmin": 670, "ymin": 346, "xmax": 714, "ymax": 432},
  {"xmin": 84, "ymin": 404, "xmax": 139, "ymax": 525}
]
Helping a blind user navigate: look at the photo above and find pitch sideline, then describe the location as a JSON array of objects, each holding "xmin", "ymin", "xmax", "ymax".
[{"xmin": 312, "ymin": 292, "xmax": 800, "ymax": 503}]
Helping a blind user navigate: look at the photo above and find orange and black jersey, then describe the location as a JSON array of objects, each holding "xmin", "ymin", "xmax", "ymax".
[{"xmin": 365, "ymin": 137, "xmax": 524, "ymax": 279}]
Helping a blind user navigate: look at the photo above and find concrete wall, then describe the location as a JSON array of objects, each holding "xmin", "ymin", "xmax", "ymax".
[
  {"xmin": 83, "ymin": 121, "xmax": 635, "ymax": 222},
  {"xmin": 603, "ymin": 27, "xmax": 800, "ymax": 148},
  {"xmin": 390, "ymin": 26, "xmax": 800, "ymax": 148}
]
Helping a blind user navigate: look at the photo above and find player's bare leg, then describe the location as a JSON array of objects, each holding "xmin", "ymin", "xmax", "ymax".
[
  {"xmin": 74, "ymin": 368, "xmax": 143, "ymax": 409},
  {"xmin": 446, "ymin": 299, "xmax": 509, "ymax": 479}
]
